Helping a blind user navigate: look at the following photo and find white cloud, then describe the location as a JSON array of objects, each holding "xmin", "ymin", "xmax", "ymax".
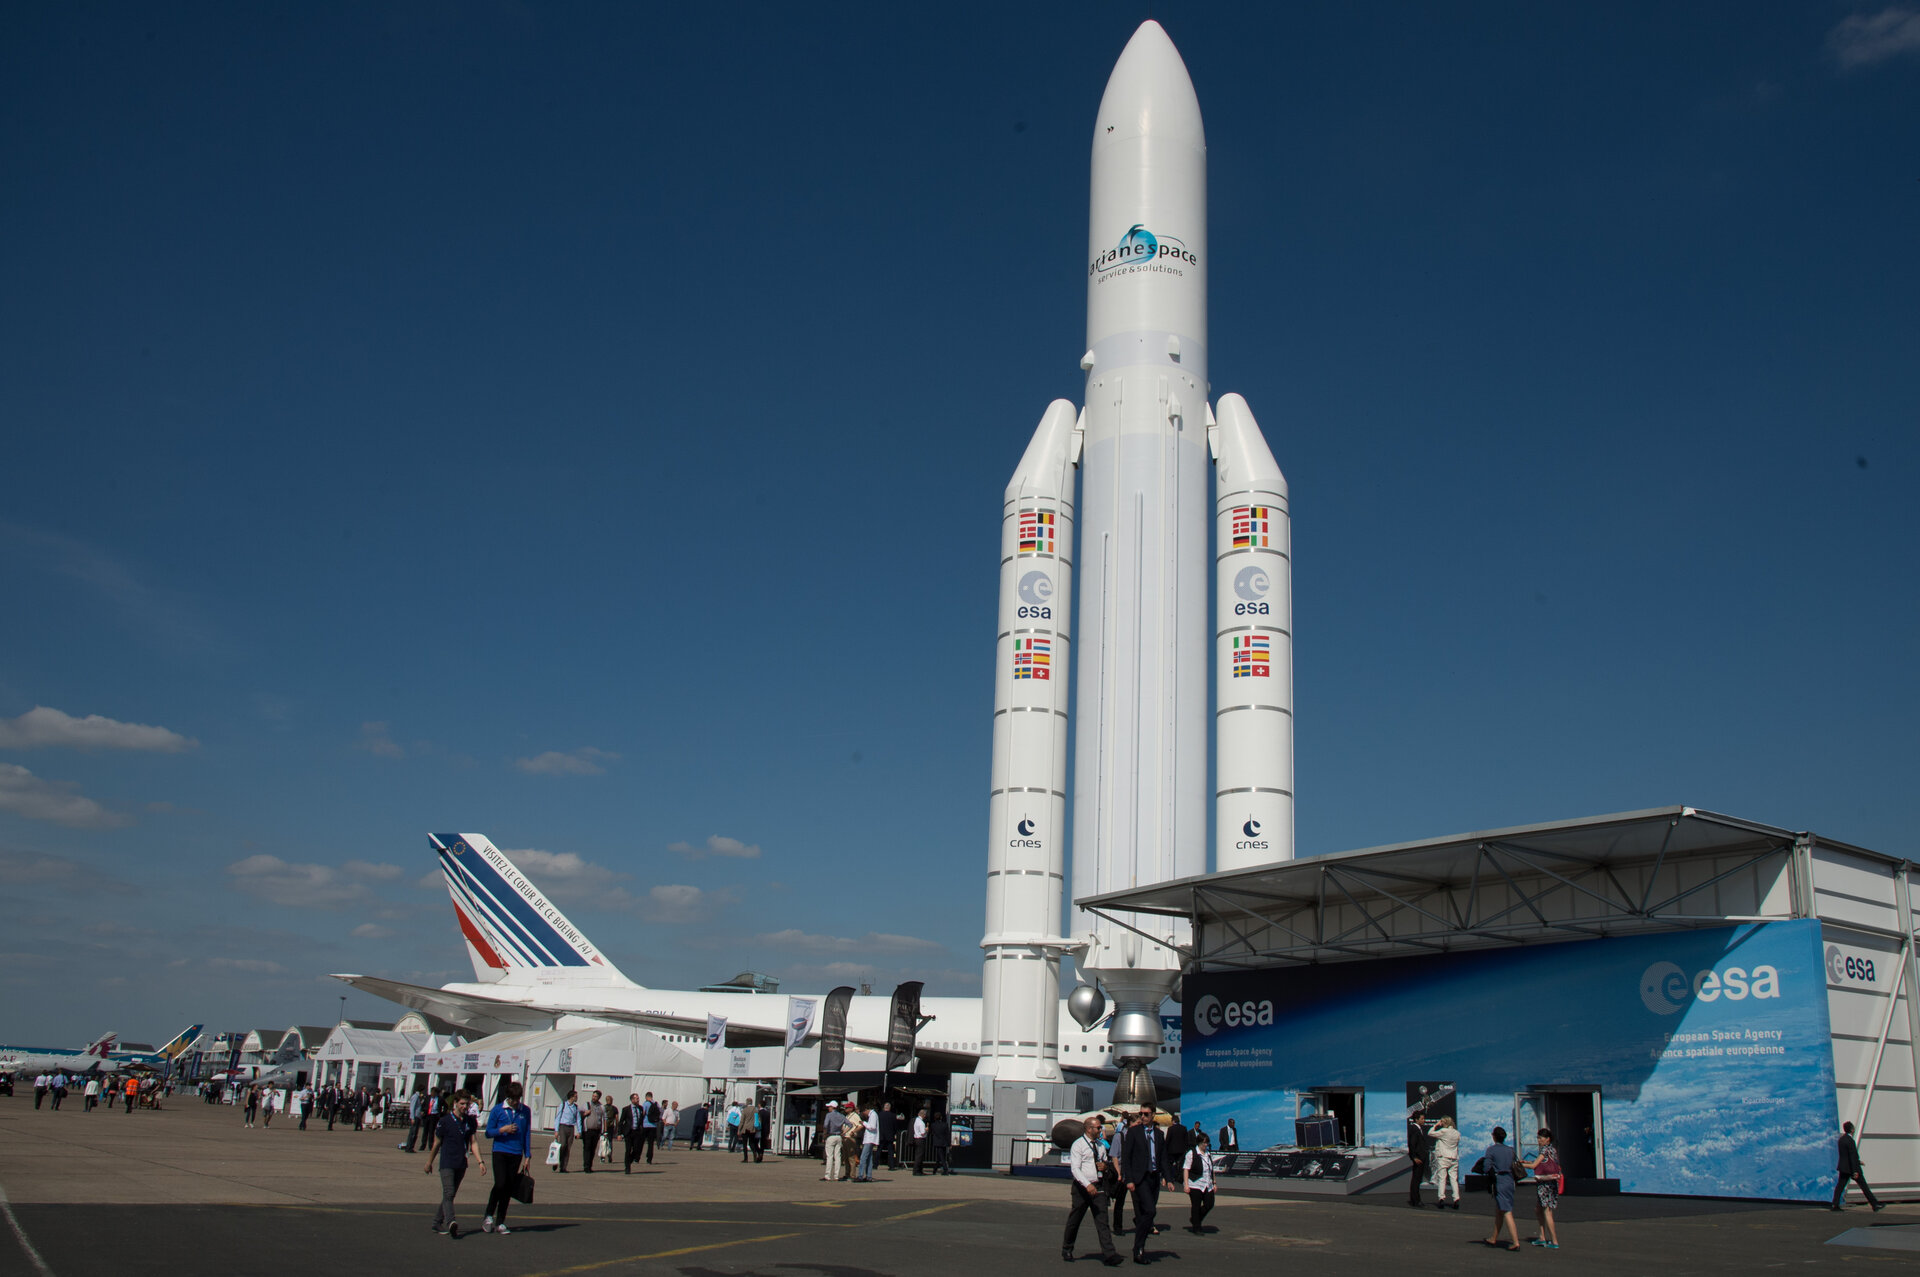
[
  {"xmin": 640, "ymin": 884, "xmax": 736, "ymax": 924},
  {"xmin": 514, "ymin": 747, "xmax": 619, "ymax": 776},
  {"xmin": 759, "ymin": 928, "xmax": 940, "ymax": 954},
  {"xmin": 0, "ymin": 846, "xmax": 140, "ymax": 894},
  {"xmin": 0, "ymin": 763, "xmax": 131, "ymax": 829},
  {"xmin": 1829, "ymin": 6, "xmax": 1920, "ymax": 67},
  {"xmin": 344, "ymin": 860, "xmax": 405, "ymax": 881},
  {"xmin": 225, "ymin": 854, "xmax": 372, "ymax": 909},
  {"xmin": 351, "ymin": 923, "xmax": 396, "ymax": 939},
  {"xmin": 355, "ymin": 721, "xmax": 404, "ymax": 758},
  {"xmin": 667, "ymin": 834, "xmax": 762, "ymax": 860},
  {"xmin": 0, "ymin": 706, "xmax": 197, "ymax": 752}
]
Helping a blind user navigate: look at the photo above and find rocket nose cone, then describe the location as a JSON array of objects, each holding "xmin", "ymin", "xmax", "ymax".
[{"xmin": 1095, "ymin": 20, "xmax": 1203, "ymax": 151}]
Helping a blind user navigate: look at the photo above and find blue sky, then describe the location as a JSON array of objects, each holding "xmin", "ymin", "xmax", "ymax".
[{"xmin": 2, "ymin": 2, "xmax": 1915, "ymax": 1046}]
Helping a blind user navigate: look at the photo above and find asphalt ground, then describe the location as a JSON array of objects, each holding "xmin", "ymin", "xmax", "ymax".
[{"xmin": 3, "ymin": 1097, "xmax": 1916, "ymax": 1275}]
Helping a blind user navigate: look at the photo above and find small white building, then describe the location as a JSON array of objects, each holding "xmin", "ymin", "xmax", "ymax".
[
  {"xmin": 312, "ymin": 1026, "xmax": 432, "ymax": 1093},
  {"xmin": 403, "ymin": 1024, "xmax": 707, "ymax": 1129}
]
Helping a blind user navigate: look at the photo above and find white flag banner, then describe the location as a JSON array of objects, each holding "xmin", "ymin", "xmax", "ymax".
[
  {"xmin": 705, "ymin": 1015, "xmax": 727, "ymax": 1049},
  {"xmin": 786, "ymin": 997, "xmax": 818, "ymax": 1051}
]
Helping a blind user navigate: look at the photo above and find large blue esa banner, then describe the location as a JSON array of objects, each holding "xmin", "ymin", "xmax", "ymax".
[{"xmin": 1180, "ymin": 920, "xmax": 1837, "ymax": 1200}]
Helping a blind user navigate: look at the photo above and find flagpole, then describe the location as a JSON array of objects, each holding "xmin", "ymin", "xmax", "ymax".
[{"xmin": 775, "ymin": 996, "xmax": 791, "ymax": 1157}]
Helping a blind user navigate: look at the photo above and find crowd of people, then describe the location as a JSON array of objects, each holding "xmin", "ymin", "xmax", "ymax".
[
  {"xmin": 818, "ymin": 1100, "xmax": 955, "ymax": 1181},
  {"xmin": 1062, "ymin": 1105, "xmax": 1223, "ymax": 1266},
  {"xmin": 21, "ymin": 1071, "xmax": 164, "ymax": 1111}
]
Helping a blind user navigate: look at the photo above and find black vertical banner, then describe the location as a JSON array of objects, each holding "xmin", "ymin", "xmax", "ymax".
[
  {"xmin": 819, "ymin": 986, "xmax": 856, "ymax": 1073},
  {"xmin": 886, "ymin": 981, "xmax": 924, "ymax": 1071}
]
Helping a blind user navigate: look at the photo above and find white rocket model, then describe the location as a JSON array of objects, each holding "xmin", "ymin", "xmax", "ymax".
[{"xmin": 979, "ymin": 21, "xmax": 1293, "ymax": 1096}]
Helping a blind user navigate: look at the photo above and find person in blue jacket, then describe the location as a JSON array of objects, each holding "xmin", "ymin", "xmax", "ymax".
[{"xmin": 481, "ymin": 1082, "xmax": 533, "ymax": 1235}]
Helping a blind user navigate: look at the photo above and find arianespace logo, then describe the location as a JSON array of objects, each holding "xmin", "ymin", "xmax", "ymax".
[
  {"xmin": 1191, "ymin": 993, "xmax": 1273, "ymax": 1036},
  {"xmin": 1638, "ymin": 959, "xmax": 1782, "ymax": 1016},
  {"xmin": 1090, "ymin": 224, "xmax": 1197, "ymax": 279}
]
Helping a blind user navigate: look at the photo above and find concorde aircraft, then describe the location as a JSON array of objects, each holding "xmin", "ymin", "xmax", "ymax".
[{"xmin": 334, "ymin": 834, "xmax": 1180, "ymax": 1092}]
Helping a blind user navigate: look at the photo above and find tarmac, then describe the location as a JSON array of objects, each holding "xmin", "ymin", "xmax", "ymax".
[{"xmin": 2, "ymin": 1096, "xmax": 1915, "ymax": 1274}]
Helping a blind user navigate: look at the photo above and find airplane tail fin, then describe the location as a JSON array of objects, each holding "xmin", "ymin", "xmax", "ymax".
[
  {"xmin": 86, "ymin": 1033, "xmax": 117, "ymax": 1059},
  {"xmin": 158, "ymin": 1024, "xmax": 204, "ymax": 1060},
  {"xmin": 431, "ymin": 833, "xmax": 638, "ymax": 988}
]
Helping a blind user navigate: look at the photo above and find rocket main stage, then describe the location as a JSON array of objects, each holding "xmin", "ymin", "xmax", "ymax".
[{"xmin": 980, "ymin": 22, "xmax": 1294, "ymax": 1098}]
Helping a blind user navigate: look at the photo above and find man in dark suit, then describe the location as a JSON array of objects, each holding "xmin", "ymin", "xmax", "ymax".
[
  {"xmin": 1831, "ymin": 1121, "xmax": 1885, "ymax": 1211},
  {"xmin": 1217, "ymin": 1119, "xmax": 1237, "ymax": 1152},
  {"xmin": 621, "ymin": 1094, "xmax": 645, "ymax": 1173},
  {"xmin": 1165, "ymin": 1117, "xmax": 1192, "ymax": 1195},
  {"xmin": 1119, "ymin": 1109, "xmax": 1168, "ymax": 1263},
  {"xmin": 1406, "ymin": 1116, "xmax": 1430, "ymax": 1206}
]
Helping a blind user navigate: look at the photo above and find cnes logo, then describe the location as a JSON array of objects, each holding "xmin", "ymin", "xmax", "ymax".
[
  {"xmin": 1192, "ymin": 993, "xmax": 1273, "ymax": 1036},
  {"xmin": 1638, "ymin": 960, "xmax": 1782, "ymax": 1016}
]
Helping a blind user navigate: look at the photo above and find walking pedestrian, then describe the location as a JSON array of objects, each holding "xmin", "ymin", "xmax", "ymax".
[
  {"xmin": 1430, "ymin": 1116, "xmax": 1462, "ymax": 1209},
  {"xmin": 752, "ymin": 1101, "xmax": 770, "ymax": 1161},
  {"xmin": 842, "ymin": 1103, "xmax": 867, "ymax": 1179},
  {"xmin": 1831, "ymin": 1120, "xmax": 1885, "ymax": 1212},
  {"xmin": 33, "ymin": 1073, "xmax": 48, "ymax": 1109},
  {"xmin": 1183, "ymin": 1131, "xmax": 1218, "ymax": 1233},
  {"xmin": 481, "ymin": 1081, "xmax": 533, "ymax": 1235},
  {"xmin": 661, "ymin": 1100, "xmax": 680, "ymax": 1151},
  {"xmin": 1062, "ymin": 1114, "xmax": 1124, "ymax": 1266},
  {"xmin": 580, "ymin": 1092, "xmax": 605, "ymax": 1173},
  {"xmin": 912, "ymin": 1107, "xmax": 930, "ymax": 1174},
  {"xmin": 879, "ymin": 1102, "xmax": 900, "ymax": 1170},
  {"xmin": 555, "ymin": 1090, "xmax": 580, "ymax": 1172},
  {"xmin": 244, "ymin": 1086, "xmax": 259, "ymax": 1128},
  {"xmin": 1216, "ymin": 1118, "xmax": 1238, "ymax": 1152},
  {"xmin": 1479, "ymin": 1126, "xmax": 1523, "ymax": 1250},
  {"xmin": 123, "ymin": 1075, "xmax": 138, "ymax": 1114},
  {"xmin": 84, "ymin": 1077, "xmax": 100, "ymax": 1111},
  {"xmin": 424, "ymin": 1092, "xmax": 475, "ymax": 1238},
  {"xmin": 639, "ymin": 1091, "xmax": 660, "ymax": 1165},
  {"xmin": 51, "ymin": 1072, "xmax": 67, "ymax": 1110},
  {"xmin": 620, "ymin": 1095, "xmax": 643, "ymax": 1173},
  {"xmin": 1522, "ymin": 1126, "xmax": 1564, "ymax": 1249},
  {"xmin": 1119, "ymin": 1108, "xmax": 1168, "ymax": 1263},
  {"xmin": 726, "ymin": 1102, "xmax": 742, "ymax": 1152}
]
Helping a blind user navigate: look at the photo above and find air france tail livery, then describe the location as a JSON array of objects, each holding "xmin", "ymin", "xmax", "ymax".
[{"xmin": 335, "ymin": 834, "xmax": 1175, "ymax": 1091}]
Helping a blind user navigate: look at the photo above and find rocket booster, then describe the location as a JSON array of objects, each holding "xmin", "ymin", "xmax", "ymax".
[{"xmin": 979, "ymin": 21, "xmax": 1293, "ymax": 1093}]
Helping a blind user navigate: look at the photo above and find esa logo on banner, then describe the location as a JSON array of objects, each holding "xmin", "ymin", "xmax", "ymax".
[
  {"xmin": 1638, "ymin": 960, "xmax": 1782, "ymax": 1016},
  {"xmin": 1192, "ymin": 993, "xmax": 1273, "ymax": 1036}
]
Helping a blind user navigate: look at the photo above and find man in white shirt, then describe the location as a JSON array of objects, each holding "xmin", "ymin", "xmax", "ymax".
[
  {"xmin": 821, "ymin": 1102, "xmax": 847, "ymax": 1181},
  {"xmin": 912, "ymin": 1108, "xmax": 930, "ymax": 1174},
  {"xmin": 858, "ymin": 1106, "xmax": 881, "ymax": 1181},
  {"xmin": 1064, "ymin": 1114, "xmax": 1123, "ymax": 1265}
]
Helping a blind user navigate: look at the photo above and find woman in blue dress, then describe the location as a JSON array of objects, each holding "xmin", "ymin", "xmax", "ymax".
[{"xmin": 1480, "ymin": 1126, "xmax": 1522, "ymax": 1250}]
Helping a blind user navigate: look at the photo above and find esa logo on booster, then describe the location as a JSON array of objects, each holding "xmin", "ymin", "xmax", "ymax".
[
  {"xmin": 1191, "ymin": 993, "xmax": 1274, "ymax": 1036},
  {"xmin": 1232, "ymin": 565, "xmax": 1270, "ymax": 616},
  {"xmin": 1017, "ymin": 570, "xmax": 1054, "ymax": 619}
]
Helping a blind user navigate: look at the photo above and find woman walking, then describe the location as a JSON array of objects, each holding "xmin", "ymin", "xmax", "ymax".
[
  {"xmin": 1183, "ymin": 1131, "xmax": 1218, "ymax": 1233},
  {"xmin": 244, "ymin": 1086, "xmax": 259, "ymax": 1128},
  {"xmin": 1479, "ymin": 1126, "xmax": 1523, "ymax": 1250},
  {"xmin": 1523, "ymin": 1127, "xmax": 1563, "ymax": 1249},
  {"xmin": 482, "ymin": 1081, "xmax": 534, "ymax": 1235},
  {"xmin": 1430, "ymin": 1116, "xmax": 1462, "ymax": 1209},
  {"xmin": 424, "ymin": 1092, "xmax": 475, "ymax": 1238}
]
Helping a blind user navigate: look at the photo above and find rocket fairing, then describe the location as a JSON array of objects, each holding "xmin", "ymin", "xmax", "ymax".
[{"xmin": 978, "ymin": 21, "xmax": 1293, "ymax": 1094}]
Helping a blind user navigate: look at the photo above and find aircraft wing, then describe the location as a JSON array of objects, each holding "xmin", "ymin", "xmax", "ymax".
[
  {"xmin": 333, "ymin": 975, "xmax": 562, "ymax": 1035},
  {"xmin": 335, "ymin": 975, "xmax": 981, "ymax": 1070}
]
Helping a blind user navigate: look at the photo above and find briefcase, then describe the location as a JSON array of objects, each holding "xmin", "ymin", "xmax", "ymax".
[{"xmin": 513, "ymin": 1172, "xmax": 535, "ymax": 1204}]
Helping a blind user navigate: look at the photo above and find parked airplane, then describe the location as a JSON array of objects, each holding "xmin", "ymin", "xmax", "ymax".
[
  {"xmin": 112, "ymin": 1024, "xmax": 205, "ymax": 1069},
  {"xmin": 335, "ymin": 834, "xmax": 1179, "ymax": 1091},
  {"xmin": 0, "ymin": 1032, "xmax": 117, "ymax": 1076}
]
